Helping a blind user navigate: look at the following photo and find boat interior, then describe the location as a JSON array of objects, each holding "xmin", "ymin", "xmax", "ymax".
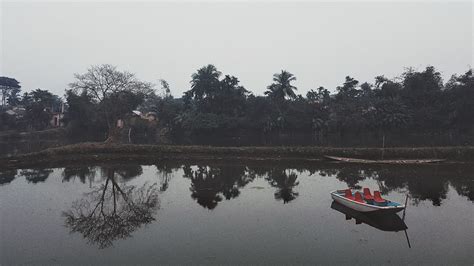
[{"xmin": 337, "ymin": 188, "xmax": 401, "ymax": 207}]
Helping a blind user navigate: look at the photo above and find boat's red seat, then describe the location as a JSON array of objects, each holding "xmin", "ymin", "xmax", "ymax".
[
  {"xmin": 363, "ymin": 188, "xmax": 374, "ymax": 201},
  {"xmin": 354, "ymin": 192, "xmax": 364, "ymax": 203},
  {"xmin": 373, "ymin": 191, "xmax": 386, "ymax": 203},
  {"xmin": 344, "ymin": 189, "xmax": 354, "ymax": 200}
]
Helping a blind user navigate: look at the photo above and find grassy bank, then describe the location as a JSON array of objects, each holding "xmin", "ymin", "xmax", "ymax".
[
  {"xmin": 1, "ymin": 142, "xmax": 474, "ymax": 169},
  {"xmin": 0, "ymin": 128, "xmax": 67, "ymax": 141}
]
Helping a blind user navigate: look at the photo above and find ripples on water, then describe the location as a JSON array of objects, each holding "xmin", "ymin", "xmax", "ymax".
[{"xmin": 1, "ymin": 161, "xmax": 473, "ymax": 264}]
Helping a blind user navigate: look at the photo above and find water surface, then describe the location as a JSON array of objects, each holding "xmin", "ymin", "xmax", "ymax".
[{"xmin": 1, "ymin": 161, "xmax": 473, "ymax": 265}]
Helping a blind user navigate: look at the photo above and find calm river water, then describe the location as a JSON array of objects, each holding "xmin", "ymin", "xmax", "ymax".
[{"xmin": 1, "ymin": 161, "xmax": 473, "ymax": 265}]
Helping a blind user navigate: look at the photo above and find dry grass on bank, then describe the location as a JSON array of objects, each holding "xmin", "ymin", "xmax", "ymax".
[{"xmin": 1, "ymin": 142, "xmax": 473, "ymax": 170}]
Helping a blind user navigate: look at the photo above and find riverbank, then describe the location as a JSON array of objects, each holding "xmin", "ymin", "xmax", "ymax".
[
  {"xmin": 1, "ymin": 142, "xmax": 474, "ymax": 169},
  {"xmin": 0, "ymin": 128, "xmax": 68, "ymax": 141}
]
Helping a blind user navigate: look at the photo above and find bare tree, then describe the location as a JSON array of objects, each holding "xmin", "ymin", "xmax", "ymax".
[{"xmin": 69, "ymin": 64, "xmax": 154, "ymax": 140}]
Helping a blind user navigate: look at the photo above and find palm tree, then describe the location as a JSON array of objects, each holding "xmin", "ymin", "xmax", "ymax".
[
  {"xmin": 189, "ymin": 64, "xmax": 222, "ymax": 100},
  {"xmin": 265, "ymin": 70, "xmax": 297, "ymax": 101}
]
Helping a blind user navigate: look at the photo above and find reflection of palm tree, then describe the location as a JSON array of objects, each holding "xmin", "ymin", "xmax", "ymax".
[
  {"xmin": 62, "ymin": 166, "xmax": 96, "ymax": 183},
  {"xmin": 183, "ymin": 164, "xmax": 253, "ymax": 210},
  {"xmin": 0, "ymin": 169, "xmax": 17, "ymax": 185},
  {"xmin": 184, "ymin": 165, "xmax": 223, "ymax": 210},
  {"xmin": 407, "ymin": 179, "xmax": 448, "ymax": 206},
  {"xmin": 451, "ymin": 176, "xmax": 474, "ymax": 202},
  {"xmin": 321, "ymin": 164, "xmax": 465, "ymax": 206},
  {"xmin": 155, "ymin": 163, "xmax": 181, "ymax": 192},
  {"xmin": 102, "ymin": 165, "xmax": 143, "ymax": 182},
  {"xmin": 20, "ymin": 168, "xmax": 53, "ymax": 183},
  {"xmin": 333, "ymin": 167, "xmax": 366, "ymax": 189},
  {"xmin": 159, "ymin": 170, "xmax": 171, "ymax": 192},
  {"xmin": 266, "ymin": 168, "xmax": 299, "ymax": 203},
  {"xmin": 317, "ymin": 168, "xmax": 339, "ymax": 178},
  {"xmin": 62, "ymin": 168, "xmax": 159, "ymax": 249},
  {"xmin": 374, "ymin": 167, "xmax": 450, "ymax": 206}
]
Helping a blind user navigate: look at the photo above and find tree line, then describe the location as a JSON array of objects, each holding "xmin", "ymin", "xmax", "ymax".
[{"xmin": 1, "ymin": 64, "xmax": 473, "ymax": 146}]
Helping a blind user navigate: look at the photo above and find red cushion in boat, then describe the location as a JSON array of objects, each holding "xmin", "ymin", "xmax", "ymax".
[
  {"xmin": 344, "ymin": 189, "xmax": 354, "ymax": 200},
  {"xmin": 354, "ymin": 192, "xmax": 364, "ymax": 203},
  {"xmin": 363, "ymin": 188, "xmax": 374, "ymax": 200},
  {"xmin": 373, "ymin": 191, "xmax": 386, "ymax": 203}
]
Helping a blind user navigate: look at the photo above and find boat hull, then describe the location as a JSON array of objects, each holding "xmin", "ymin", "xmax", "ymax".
[
  {"xmin": 330, "ymin": 201, "xmax": 408, "ymax": 231},
  {"xmin": 331, "ymin": 190, "xmax": 405, "ymax": 214},
  {"xmin": 324, "ymin": 155, "xmax": 445, "ymax": 164}
]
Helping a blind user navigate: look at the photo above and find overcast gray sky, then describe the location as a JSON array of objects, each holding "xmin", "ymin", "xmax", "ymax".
[{"xmin": 1, "ymin": 1, "xmax": 472, "ymax": 97}]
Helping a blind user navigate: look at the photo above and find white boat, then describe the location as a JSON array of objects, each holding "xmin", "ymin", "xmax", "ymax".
[
  {"xmin": 330, "ymin": 189, "xmax": 405, "ymax": 214},
  {"xmin": 330, "ymin": 201, "xmax": 407, "ymax": 232}
]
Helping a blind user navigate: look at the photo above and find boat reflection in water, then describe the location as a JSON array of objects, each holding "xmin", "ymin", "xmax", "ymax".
[{"xmin": 331, "ymin": 201, "xmax": 411, "ymax": 248}]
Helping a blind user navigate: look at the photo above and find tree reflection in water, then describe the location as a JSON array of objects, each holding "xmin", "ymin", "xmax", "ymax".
[
  {"xmin": 183, "ymin": 164, "xmax": 254, "ymax": 209},
  {"xmin": 0, "ymin": 169, "xmax": 17, "ymax": 185},
  {"xmin": 316, "ymin": 163, "xmax": 474, "ymax": 206},
  {"xmin": 62, "ymin": 166, "xmax": 97, "ymax": 184},
  {"xmin": 20, "ymin": 168, "xmax": 53, "ymax": 183},
  {"xmin": 62, "ymin": 166, "xmax": 159, "ymax": 249},
  {"xmin": 155, "ymin": 162, "xmax": 182, "ymax": 192},
  {"xmin": 265, "ymin": 168, "xmax": 300, "ymax": 203},
  {"xmin": 8, "ymin": 161, "xmax": 471, "ymax": 230},
  {"xmin": 451, "ymin": 177, "xmax": 474, "ymax": 202},
  {"xmin": 111, "ymin": 165, "xmax": 143, "ymax": 181},
  {"xmin": 374, "ymin": 166, "xmax": 451, "ymax": 206},
  {"xmin": 178, "ymin": 161, "xmax": 474, "ymax": 207}
]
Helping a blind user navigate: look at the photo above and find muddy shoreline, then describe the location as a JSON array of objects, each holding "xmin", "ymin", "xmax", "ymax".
[{"xmin": 1, "ymin": 142, "xmax": 473, "ymax": 169}]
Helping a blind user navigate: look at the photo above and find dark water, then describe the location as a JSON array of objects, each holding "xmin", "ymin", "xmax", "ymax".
[{"xmin": 1, "ymin": 161, "xmax": 473, "ymax": 265}]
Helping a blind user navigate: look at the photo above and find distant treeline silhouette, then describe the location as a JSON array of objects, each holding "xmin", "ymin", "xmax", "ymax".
[{"xmin": 1, "ymin": 65, "xmax": 473, "ymax": 146}]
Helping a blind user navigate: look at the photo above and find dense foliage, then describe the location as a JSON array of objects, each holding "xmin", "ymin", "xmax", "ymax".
[
  {"xmin": 0, "ymin": 76, "xmax": 21, "ymax": 107},
  {"xmin": 169, "ymin": 65, "xmax": 474, "ymax": 146},
  {"xmin": 0, "ymin": 87, "xmax": 63, "ymax": 131},
  {"xmin": 1, "ymin": 65, "xmax": 473, "ymax": 146}
]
